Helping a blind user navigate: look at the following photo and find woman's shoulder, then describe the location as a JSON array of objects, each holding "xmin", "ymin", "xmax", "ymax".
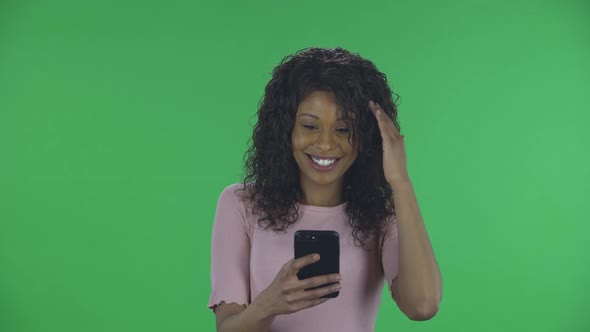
[
  {"xmin": 214, "ymin": 182, "xmax": 257, "ymax": 231},
  {"xmin": 218, "ymin": 182, "xmax": 252, "ymax": 199},
  {"xmin": 216, "ymin": 182, "xmax": 256, "ymax": 213}
]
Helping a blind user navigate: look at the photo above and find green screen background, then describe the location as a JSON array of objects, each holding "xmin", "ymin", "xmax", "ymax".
[{"xmin": 1, "ymin": 0, "xmax": 589, "ymax": 331}]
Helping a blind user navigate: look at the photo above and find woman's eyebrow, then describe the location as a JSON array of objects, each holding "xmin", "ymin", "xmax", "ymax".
[
  {"xmin": 298, "ymin": 113, "xmax": 344, "ymax": 121},
  {"xmin": 299, "ymin": 113, "xmax": 319, "ymax": 119}
]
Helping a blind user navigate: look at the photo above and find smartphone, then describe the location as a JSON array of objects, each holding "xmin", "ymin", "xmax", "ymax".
[{"xmin": 294, "ymin": 230, "xmax": 340, "ymax": 298}]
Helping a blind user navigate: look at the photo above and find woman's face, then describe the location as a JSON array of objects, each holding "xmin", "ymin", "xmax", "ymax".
[{"xmin": 291, "ymin": 90, "xmax": 358, "ymax": 187}]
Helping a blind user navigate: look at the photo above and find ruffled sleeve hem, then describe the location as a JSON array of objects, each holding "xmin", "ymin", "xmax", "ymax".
[{"xmin": 208, "ymin": 296, "xmax": 250, "ymax": 313}]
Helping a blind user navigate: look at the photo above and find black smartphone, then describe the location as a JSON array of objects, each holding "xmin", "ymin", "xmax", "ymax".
[{"xmin": 294, "ymin": 230, "xmax": 340, "ymax": 298}]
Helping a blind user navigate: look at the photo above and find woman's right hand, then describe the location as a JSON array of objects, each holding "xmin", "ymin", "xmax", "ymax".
[{"xmin": 250, "ymin": 253, "xmax": 342, "ymax": 318}]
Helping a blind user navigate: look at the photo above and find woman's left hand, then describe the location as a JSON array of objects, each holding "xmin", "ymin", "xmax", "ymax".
[{"xmin": 368, "ymin": 100, "xmax": 410, "ymax": 186}]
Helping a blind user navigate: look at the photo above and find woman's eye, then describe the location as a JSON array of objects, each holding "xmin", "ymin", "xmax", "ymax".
[
  {"xmin": 303, "ymin": 125, "xmax": 317, "ymax": 130},
  {"xmin": 337, "ymin": 128, "xmax": 350, "ymax": 133}
]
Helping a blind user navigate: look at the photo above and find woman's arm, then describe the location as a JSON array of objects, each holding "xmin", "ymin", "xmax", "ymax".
[
  {"xmin": 390, "ymin": 179, "xmax": 442, "ymax": 320},
  {"xmin": 215, "ymin": 302, "xmax": 275, "ymax": 332},
  {"xmin": 366, "ymin": 101, "xmax": 442, "ymax": 319},
  {"xmin": 215, "ymin": 253, "xmax": 339, "ymax": 331}
]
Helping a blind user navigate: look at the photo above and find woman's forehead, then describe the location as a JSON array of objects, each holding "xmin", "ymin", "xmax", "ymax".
[{"xmin": 295, "ymin": 105, "xmax": 357, "ymax": 121}]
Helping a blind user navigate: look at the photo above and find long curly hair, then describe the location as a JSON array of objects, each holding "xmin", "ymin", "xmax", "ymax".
[{"xmin": 238, "ymin": 47, "xmax": 401, "ymax": 247}]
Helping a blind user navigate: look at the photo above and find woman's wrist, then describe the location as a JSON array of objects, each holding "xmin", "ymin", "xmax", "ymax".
[
  {"xmin": 248, "ymin": 294, "xmax": 276, "ymax": 321},
  {"xmin": 218, "ymin": 301, "xmax": 276, "ymax": 332},
  {"xmin": 248, "ymin": 297, "xmax": 276, "ymax": 322}
]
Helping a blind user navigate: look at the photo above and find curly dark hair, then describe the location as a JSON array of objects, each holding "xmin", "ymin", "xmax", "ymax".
[{"xmin": 238, "ymin": 47, "xmax": 401, "ymax": 247}]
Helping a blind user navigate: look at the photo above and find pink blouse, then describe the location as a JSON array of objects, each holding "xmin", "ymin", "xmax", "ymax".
[{"xmin": 208, "ymin": 183, "xmax": 399, "ymax": 331}]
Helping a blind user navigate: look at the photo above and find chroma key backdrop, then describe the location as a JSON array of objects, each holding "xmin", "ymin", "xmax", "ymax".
[{"xmin": 1, "ymin": 0, "xmax": 588, "ymax": 331}]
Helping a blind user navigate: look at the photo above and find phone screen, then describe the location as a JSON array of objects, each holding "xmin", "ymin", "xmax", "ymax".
[{"xmin": 294, "ymin": 230, "xmax": 340, "ymax": 298}]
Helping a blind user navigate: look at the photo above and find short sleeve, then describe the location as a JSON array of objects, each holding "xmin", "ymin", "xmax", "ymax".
[
  {"xmin": 381, "ymin": 214, "xmax": 399, "ymax": 295},
  {"xmin": 208, "ymin": 184, "xmax": 252, "ymax": 312}
]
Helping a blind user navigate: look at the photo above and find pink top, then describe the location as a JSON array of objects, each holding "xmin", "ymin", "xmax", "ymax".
[{"xmin": 208, "ymin": 183, "xmax": 399, "ymax": 331}]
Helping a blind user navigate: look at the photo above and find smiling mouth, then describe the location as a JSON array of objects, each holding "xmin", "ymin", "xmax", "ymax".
[{"xmin": 305, "ymin": 153, "xmax": 342, "ymax": 169}]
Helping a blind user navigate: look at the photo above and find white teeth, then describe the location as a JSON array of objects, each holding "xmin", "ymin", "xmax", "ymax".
[{"xmin": 311, "ymin": 156, "xmax": 336, "ymax": 166}]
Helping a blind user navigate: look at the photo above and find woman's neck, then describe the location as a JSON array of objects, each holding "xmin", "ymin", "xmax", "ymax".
[{"xmin": 298, "ymin": 180, "xmax": 344, "ymax": 207}]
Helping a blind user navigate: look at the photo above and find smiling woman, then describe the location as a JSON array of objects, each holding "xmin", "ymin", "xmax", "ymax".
[
  {"xmin": 240, "ymin": 47, "xmax": 400, "ymax": 240},
  {"xmin": 208, "ymin": 47, "xmax": 441, "ymax": 332},
  {"xmin": 292, "ymin": 90, "xmax": 358, "ymax": 205}
]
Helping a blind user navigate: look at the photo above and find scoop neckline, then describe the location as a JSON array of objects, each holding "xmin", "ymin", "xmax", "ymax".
[{"xmin": 298, "ymin": 201, "xmax": 347, "ymax": 212}]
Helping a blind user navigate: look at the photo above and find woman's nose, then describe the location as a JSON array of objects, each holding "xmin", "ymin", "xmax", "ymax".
[{"xmin": 315, "ymin": 130, "xmax": 335, "ymax": 150}]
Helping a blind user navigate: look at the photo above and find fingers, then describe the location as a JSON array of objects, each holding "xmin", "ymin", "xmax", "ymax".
[
  {"xmin": 308, "ymin": 282, "xmax": 342, "ymax": 299},
  {"xmin": 300, "ymin": 297, "xmax": 331, "ymax": 310},
  {"xmin": 368, "ymin": 100, "xmax": 380, "ymax": 116},
  {"xmin": 368, "ymin": 100, "xmax": 401, "ymax": 137},
  {"xmin": 368, "ymin": 100, "xmax": 384, "ymax": 130},
  {"xmin": 285, "ymin": 297, "xmax": 331, "ymax": 313},
  {"xmin": 290, "ymin": 253, "xmax": 320, "ymax": 272},
  {"xmin": 369, "ymin": 100, "xmax": 387, "ymax": 140},
  {"xmin": 299, "ymin": 273, "xmax": 341, "ymax": 290},
  {"xmin": 292, "ymin": 282, "xmax": 342, "ymax": 302},
  {"xmin": 369, "ymin": 100, "xmax": 386, "ymax": 123},
  {"xmin": 271, "ymin": 256, "xmax": 341, "ymax": 314}
]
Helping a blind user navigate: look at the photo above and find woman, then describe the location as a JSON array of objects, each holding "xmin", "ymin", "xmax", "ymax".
[{"xmin": 208, "ymin": 47, "xmax": 442, "ymax": 331}]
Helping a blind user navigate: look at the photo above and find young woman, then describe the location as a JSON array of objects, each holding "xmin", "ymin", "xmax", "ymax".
[{"xmin": 208, "ymin": 47, "xmax": 442, "ymax": 332}]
